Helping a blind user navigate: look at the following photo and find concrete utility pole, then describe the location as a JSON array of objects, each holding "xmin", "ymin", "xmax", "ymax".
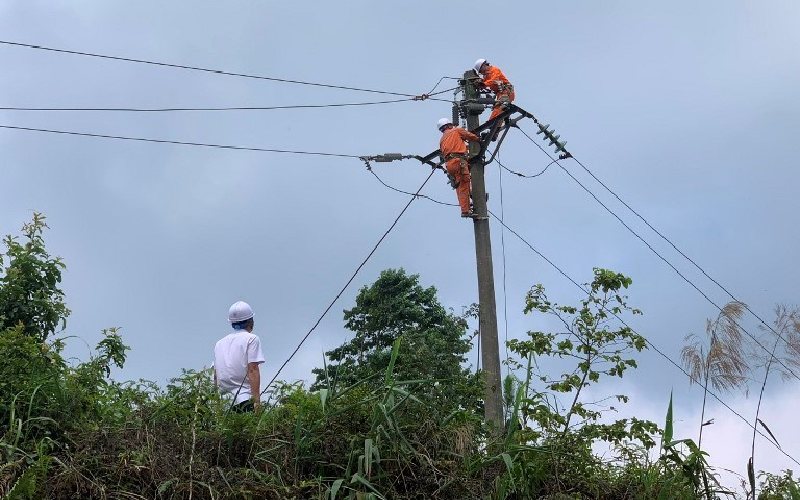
[{"xmin": 462, "ymin": 70, "xmax": 504, "ymax": 432}]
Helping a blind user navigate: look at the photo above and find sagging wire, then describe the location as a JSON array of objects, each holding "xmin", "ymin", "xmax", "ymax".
[
  {"xmin": 361, "ymin": 157, "xmax": 457, "ymax": 207},
  {"xmin": 497, "ymin": 156, "xmax": 557, "ymax": 179},
  {"xmin": 488, "ymin": 209, "xmax": 800, "ymax": 469},
  {"xmin": 498, "ymin": 151, "xmax": 510, "ymax": 364},
  {"xmin": 516, "ymin": 124, "xmax": 800, "ymax": 385},
  {"xmin": 0, "ymin": 124, "xmax": 364, "ymax": 158},
  {"xmin": 260, "ymin": 167, "xmax": 438, "ymax": 397},
  {"xmin": 0, "ymin": 98, "xmax": 417, "ymax": 113},
  {"xmin": 352, "ymin": 113, "xmax": 800, "ymax": 470},
  {"xmin": 0, "ymin": 39, "xmax": 452, "ymax": 103}
]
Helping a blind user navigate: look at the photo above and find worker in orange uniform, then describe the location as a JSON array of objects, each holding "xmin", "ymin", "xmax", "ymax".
[
  {"xmin": 473, "ymin": 58, "xmax": 515, "ymax": 123},
  {"xmin": 437, "ymin": 118, "xmax": 481, "ymax": 218}
]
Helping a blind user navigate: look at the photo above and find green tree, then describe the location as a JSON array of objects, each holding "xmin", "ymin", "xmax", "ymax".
[
  {"xmin": 494, "ymin": 269, "xmax": 661, "ymax": 498},
  {"xmin": 509, "ymin": 268, "xmax": 650, "ymax": 439},
  {"xmin": 0, "ymin": 216, "xmax": 129, "ymax": 499},
  {"xmin": 0, "ymin": 213, "xmax": 69, "ymax": 341},
  {"xmin": 312, "ymin": 268, "xmax": 478, "ymax": 409}
]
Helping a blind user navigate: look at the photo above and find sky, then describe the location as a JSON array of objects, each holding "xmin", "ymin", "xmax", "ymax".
[{"xmin": 1, "ymin": 0, "xmax": 799, "ymax": 487}]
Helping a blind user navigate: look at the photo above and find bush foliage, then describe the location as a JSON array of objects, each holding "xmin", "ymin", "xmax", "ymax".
[{"xmin": 1, "ymin": 215, "xmax": 797, "ymax": 499}]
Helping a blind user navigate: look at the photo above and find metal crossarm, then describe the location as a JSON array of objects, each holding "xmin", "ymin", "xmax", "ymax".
[
  {"xmin": 365, "ymin": 104, "xmax": 567, "ymax": 171},
  {"xmin": 413, "ymin": 103, "xmax": 535, "ymax": 169}
]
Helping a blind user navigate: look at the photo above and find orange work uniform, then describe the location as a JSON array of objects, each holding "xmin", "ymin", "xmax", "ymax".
[
  {"xmin": 479, "ymin": 66, "xmax": 515, "ymax": 121},
  {"xmin": 440, "ymin": 126, "xmax": 480, "ymax": 215}
]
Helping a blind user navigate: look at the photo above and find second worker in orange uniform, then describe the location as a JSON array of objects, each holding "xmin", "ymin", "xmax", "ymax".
[
  {"xmin": 473, "ymin": 58, "xmax": 515, "ymax": 123},
  {"xmin": 437, "ymin": 118, "xmax": 481, "ymax": 219}
]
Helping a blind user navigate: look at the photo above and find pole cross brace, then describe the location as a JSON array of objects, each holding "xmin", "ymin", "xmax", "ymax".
[{"xmin": 404, "ymin": 103, "xmax": 570, "ymax": 181}]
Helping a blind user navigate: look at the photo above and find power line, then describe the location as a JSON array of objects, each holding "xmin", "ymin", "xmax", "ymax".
[
  {"xmin": 516, "ymin": 126, "xmax": 800, "ymax": 384},
  {"xmin": 564, "ymin": 154, "xmax": 796, "ymax": 378},
  {"xmin": 363, "ymin": 160, "xmax": 800, "ymax": 468},
  {"xmin": 488, "ymin": 211, "xmax": 800, "ymax": 469},
  {"xmin": 0, "ymin": 39, "xmax": 451, "ymax": 102},
  {"xmin": 507, "ymin": 108, "xmax": 796, "ymax": 360},
  {"xmin": 498, "ymin": 153, "xmax": 510, "ymax": 363},
  {"xmin": 497, "ymin": 155, "xmax": 556, "ymax": 179},
  {"xmin": 366, "ymin": 164, "xmax": 457, "ymax": 207},
  {"xmin": 429, "ymin": 86, "xmax": 459, "ymax": 97},
  {"xmin": 425, "ymin": 76, "xmax": 461, "ymax": 96},
  {"xmin": 261, "ymin": 168, "xmax": 438, "ymax": 394},
  {"xmin": 0, "ymin": 123, "xmax": 362, "ymax": 158},
  {"xmin": 368, "ymin": 162, "xmax": 485, "ymax": 371},
  {"xmin": 0, "ymin": 98, "xmax": 415, "ymax": 113}
]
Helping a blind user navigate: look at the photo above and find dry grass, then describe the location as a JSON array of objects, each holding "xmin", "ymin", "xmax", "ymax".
[{"xmin": 681, "ymin": 301, "xmax": 750, "ymax": 393}]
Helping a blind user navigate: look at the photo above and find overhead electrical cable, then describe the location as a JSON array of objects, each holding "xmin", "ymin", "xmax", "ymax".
[
  {"xmin": 563, "ymin": 154, "xmax": 796, "ymax": 373},
  {"xmin": 366, "ymin": 165, "xmax": 457, "ymax": 207},
  {"xmin": 0, "ymin": 123, "xmax": 362, "ymax": 158},
  {"xmin": 425, "ymin": 76, "xmax": 461, "ymax": 96},
  {"xmin": 496, "ymin": 155, "xmax": 556, "ymax": 179},
  {"xmin": 0, "ymin": 98, "xmax": 415, "ymax": 113},
  {"xmin": 364, "ymin": 158, "xmax": 800, "ymax": 467},
  {"xmin": 516, "ymin": 125, "xmax": 800, "ymax": 383},
  {"xmin": 260, "ymin": 168, "xmax": 438, "ymax": 395},
  {"xmin": 0, "ymin": 39, "xmax": 451, "ymax": 102},
  {"xmin": 488, "ymin": 211, "xmax": 800, "ymax": 469},
  {"xmin": 428, "ymin": 86, "xmax": 459, "ymax": 97},
  {"xmin": 508, "ymin": 107, "xmax": 795, "ymax": 359},
  {"xmin": 497, "ymin": 152, "xmax": 510, "ymax": 362}
]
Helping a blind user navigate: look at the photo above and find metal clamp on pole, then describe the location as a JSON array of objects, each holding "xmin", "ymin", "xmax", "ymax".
[
  {"xmin": 359, "ymin": 153, "xmax": 415, "ymax": 163},
  {"xmin": 413, "ymin": 153, "xmax": 445, "ymax": 171}
]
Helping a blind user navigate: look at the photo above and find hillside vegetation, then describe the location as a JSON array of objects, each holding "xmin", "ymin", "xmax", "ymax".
[{"xmin": 1, "ymin": 214, "xmax": 798, "ymax": 499}]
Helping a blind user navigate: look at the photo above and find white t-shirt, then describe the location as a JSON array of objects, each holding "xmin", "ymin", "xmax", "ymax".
[{"xmin": 213, "ymin": 330, "xmax": 266, "ymax": 404}]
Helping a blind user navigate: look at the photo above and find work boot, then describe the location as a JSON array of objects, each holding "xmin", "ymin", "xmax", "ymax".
[{"xmin": 461, "ymin": 211, "xmax": 488, "ymax": 220}]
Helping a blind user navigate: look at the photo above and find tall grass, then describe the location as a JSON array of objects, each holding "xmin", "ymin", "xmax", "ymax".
[{"xmin": 2, "ymin": 214, "xmax": 799, "ymax": 498}]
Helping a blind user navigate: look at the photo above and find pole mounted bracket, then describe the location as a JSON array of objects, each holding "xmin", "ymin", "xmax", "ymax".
[
  {"xmin": 359, "ymin": 153, "xmax": 416, "ymax": 163},
  {"xmin": 414, "ymin": 155, "xmax": 445, "ymax": 171},
  {"xmin": 367, "ymin": 104, "xmax": 571, "ymax": 188},
  {"xmin": 360, "ymin": 152, "xmax": 445, "ymax": 173}
]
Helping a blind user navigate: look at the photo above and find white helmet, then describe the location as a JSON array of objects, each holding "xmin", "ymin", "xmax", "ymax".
[
  {"xmin": 437, "ymin": 117, "xmax": 452, "ymax": 131},
  {"xmin": 228, "ymin": 301, "xmax": 254, "ymax": 323},
  {"xmin": 473, "ymin": 58, "xmax": 487, "ymax": 73}
]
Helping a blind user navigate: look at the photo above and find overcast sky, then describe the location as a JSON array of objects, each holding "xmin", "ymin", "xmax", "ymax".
[{"xmin": 2, "ymin": 1, "xmax": 798, "ymax": 486}]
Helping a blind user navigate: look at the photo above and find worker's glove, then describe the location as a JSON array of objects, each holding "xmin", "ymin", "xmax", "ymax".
[{"xmin": 447, "ymin": 173, "xmax": 459, "ymax": 189}]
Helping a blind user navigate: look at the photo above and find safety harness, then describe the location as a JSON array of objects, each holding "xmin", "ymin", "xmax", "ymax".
[{"xmin": 443, "ymin": 153, "xmax": 470, "ymax": 189}]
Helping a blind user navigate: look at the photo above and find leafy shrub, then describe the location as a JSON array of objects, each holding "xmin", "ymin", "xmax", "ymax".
[{"xmin": 2, "ymin": 216, "xmax": 797, "ymax": 499}]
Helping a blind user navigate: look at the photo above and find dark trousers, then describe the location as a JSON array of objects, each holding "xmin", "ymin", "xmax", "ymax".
[{"xmin": 232, "ymin": 400, "xmax": 254, "ymax": 413}]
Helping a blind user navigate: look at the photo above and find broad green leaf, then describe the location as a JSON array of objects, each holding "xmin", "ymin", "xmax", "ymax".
[
  {"xmin": 329, "ymin": 478, "xmax": 344, "ymax": 499},
  {"xmin": 384, "ymin": 338, "xmax": 402, "ymax": 386},
  {"xmin": 662, "ymin": 391, "xmax": 674, "ymax": 450}
]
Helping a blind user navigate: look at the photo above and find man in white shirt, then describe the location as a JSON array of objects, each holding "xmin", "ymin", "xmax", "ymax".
[{"xmin": 213, "ymin": 301, "xmax": 266, "ymax": 412}]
